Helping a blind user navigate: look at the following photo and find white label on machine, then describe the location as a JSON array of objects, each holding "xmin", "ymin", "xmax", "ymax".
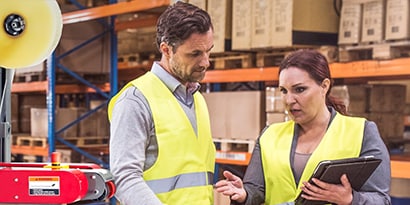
[{"xmin": 29, "ymin": 176, "xmax": 60, "ymax": 196}]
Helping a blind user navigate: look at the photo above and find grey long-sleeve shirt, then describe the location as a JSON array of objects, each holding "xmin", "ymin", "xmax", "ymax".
[
  {"xmin": 109, "ymin": 62, "xmax": 200, "ymax": 205},
  {"xmin": 236, "ymin": 108, "xmax": 391, "ymax": 205}
]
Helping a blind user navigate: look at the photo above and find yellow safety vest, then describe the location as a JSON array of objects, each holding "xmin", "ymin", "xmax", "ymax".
[
  {"xmin": 260, "ymin": 113, "xmax": 365, "ymax": 205},
  {"xmin": 108, "ymin": 72, "xmax": 216, "ymax": 205}
]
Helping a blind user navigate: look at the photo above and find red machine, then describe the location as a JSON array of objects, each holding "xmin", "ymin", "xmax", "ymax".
[{"xmin": 0, "ymin": 153, "xmax": 116, "ymax": 204}]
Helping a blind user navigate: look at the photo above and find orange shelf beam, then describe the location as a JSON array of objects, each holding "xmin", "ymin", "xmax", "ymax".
[
  {"xmin": 11, "ymin": 81, "xmax": 48, "ymax": 93},
  {"xmin": 118, "ymin": 61, "xmax": 152, "ymax": 70},
  {"xmin": 202, "ymin": 68, "xmax": 279, "ymax": 83},
  {"xmin": 11, "ymin": 81, "xmax": 110, "ymax": 94},
  {"xmin": 391, "ymin": 160, "xmax": 410, "ymax": 179},
  {"xmin": 62, "ymin": 0, "xmax": 170, "ymax": 24},
  {"xmin": 12, "ymin": 146, "xmax": 49, "ymax": 157},
  {"xmin": 115, "ymin": 15, "xmax": 159, "ymax": 31},
  {"xmin": 331, "ymin": 58, "xmax": 410, "ymax": 78},
  {"xmin": 201, "ymin": 57, "xmax": 410, "ymax": 83}
]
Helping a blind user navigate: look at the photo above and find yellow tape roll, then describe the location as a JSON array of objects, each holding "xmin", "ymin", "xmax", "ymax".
[{"xmin": 0, "ymin": 0, "xmax": 63, "ymax": 69}]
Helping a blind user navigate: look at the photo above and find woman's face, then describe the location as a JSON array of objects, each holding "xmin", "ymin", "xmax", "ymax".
[{"xmin": 279, "ymin": 67, "xmax": 329, "ymax": 125}]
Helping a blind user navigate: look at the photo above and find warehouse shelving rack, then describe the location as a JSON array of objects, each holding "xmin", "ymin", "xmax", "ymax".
[
  {"xmin": 11, "ymin": 0, "xmax": 170, "ymax": 168},
  {"xmin": 10, "ymin": 0, "xmax": 410, "ymax": 181}
]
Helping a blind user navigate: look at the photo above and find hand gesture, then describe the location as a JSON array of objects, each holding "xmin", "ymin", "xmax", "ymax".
[{"xmin": 214, "ymin": 171, "xmax": 247, "ymax": 203}]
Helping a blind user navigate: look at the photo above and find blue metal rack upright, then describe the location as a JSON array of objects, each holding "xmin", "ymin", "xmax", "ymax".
[{"xmin": 47, "ymin": 0, "xmax": 118, "ymax": 168}]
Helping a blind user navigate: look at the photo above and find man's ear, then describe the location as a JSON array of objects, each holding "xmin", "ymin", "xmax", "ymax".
[{"xmin": 160, "ymin": 42, "xmax": 171, "ymax": 58}]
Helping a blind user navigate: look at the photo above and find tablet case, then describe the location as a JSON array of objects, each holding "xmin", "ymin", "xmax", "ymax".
[{"xmin": 294, "ymin": 156, "xmax": 382, "ymax": 205}]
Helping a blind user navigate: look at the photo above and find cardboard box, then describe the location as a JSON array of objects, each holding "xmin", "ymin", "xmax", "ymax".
[
  {"xmin": 55, "ymin": 149, "xmax": 72, "ymax": 163},
  {"xmin": 78, "ymin": 109, "xmax": 109, "ymax": 137},
  {"xmin": 266, "ymin": 112, "xmax": 289, "ymax": 125},
  {"xmin": 30, "ymin": 108, "xmax": 80, "ymax": 138},
  {"xmin": 385, "ymin": 0, "xmax": 410, "ymax": 40},
  {"xmin": 343, "ymin": 84, "xmax": 406, "ymax": 114},
  {"xmin": 117, "ymin": 26, "xmax": 157, "ymax": 55},
  {"xmin": 19, "ymin": 94, "xmax": 47, "ymax": 133},
  {"xmin": 265, "ymin": 87, "xmax": 285, "ymax": 113},
  {"xmin": 367, "ymin": 84, "xmax": 406, "ymax": 113},
  {"xmin": 252, "ymin": 0, "xmax": 339, "ymax": 49},
  {"xmin": 345, "ymin": 85, "xmax": 369, "ymax": 114},
  {"xmin": 338, "ymin": 2, "xmax": 362, "ymax": 45},
  {"xmin": 203, "ymin": 91, "xmax": 266, "ymax": 141},
  {"xmin": 368, "ymin": 112, "xmax": 404, "ymax": 139},
  {"xmin": 188, "ymin": 0, "xmax": 206, "ymax": 10},
  {"xmin": 56, "ymin": 5, "xmax": 110, "ymax": 74},
  {"xmin": 250, "ymin": 0, "xmax": 273, "ymax": 48},
  {"xmin": 231, "ymin": 0, "xmax": 252, "ymax": 50},
  {"xmin": 202, "ymin": 93, "xmax": 227, "ymax": 139},
  {"xmin": 330, "ymin": 85, "xmax": 351, "ymax": 110},
  {"xmin": 361, "ymin": 0, "xmax": 386, "ymax": 43},
  {"xmin": 207, "ymin": 0, "xmax": 232, "ymax": 53},
  {"xmin": 391, "ymin": 178, "xmax": 410, "ymax": 198}
]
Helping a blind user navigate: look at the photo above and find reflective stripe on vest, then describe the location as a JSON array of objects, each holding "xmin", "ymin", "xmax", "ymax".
[
  {"xmin": 261, "ymin": 113, "xmax": 365, "ymax": 205},
  {"xmin": 146, "ymin": 171, "xmax": 214, "ymax": 194}
]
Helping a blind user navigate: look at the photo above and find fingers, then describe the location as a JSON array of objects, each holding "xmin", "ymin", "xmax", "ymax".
[
  {"xmin": 215, "ymin": 171, "xmax": 242, "ymax": 188},
  {"xmin": 222, "ymin": 170, "xmax": 238, "ymax": 181},
  {"xmin": 214, "ymin": 171, "xmax": 235, "ymax": 188},
  {"xmin": 340, "ymin": 174, "xmax": 351, "ymax": 188},
  {"xmin": 301, "ymin": 180, "xmax": 326, "ymax": 197},
  {"xmin": 300, "ymin": 176, "xmax": 353, "ymax": 205},
  {"xmin": 214, "ymin": 170, "xmax": 247, "ymax": 203}
]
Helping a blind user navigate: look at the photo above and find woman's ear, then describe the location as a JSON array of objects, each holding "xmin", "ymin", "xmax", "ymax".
[{"xmin": 321, "ymin": 78, "xmax": 331, "ymax": 93}]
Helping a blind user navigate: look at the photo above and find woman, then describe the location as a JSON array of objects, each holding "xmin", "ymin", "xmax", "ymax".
[{"xmin": 215, "ymin": 49, "xmax": 391, "ymax": 205}]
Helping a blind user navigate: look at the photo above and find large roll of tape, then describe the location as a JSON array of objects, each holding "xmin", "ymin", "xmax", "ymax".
[{"xmin": 0, "ymin": 0, "xmax": 63, "ymax": 69}]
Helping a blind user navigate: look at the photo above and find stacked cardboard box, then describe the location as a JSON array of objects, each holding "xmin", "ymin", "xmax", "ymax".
[
  {"xmin": 207, "ymin": 0, "xmax": 232, "ymax": 53},
  {"xmin": 30, "ymin": 108, "xmax": 81, "ymax": 138},
  {"xmin": 265, "ymin": 87, "xmax": 288, "ymax": 125},
  {"xmin": 250, "ymin": 0, "xmax": 339, "ymax": 49},
  {"xmin": 385, "ymin": 0, "xmax": 410, "ymax": 40},
  {"xmin": 203, "ymin": 91, "xmax": 266, "ymax": 141},
  {"xmin": 361, "ymin": 0, "xmax": 386, "ymax": 43},
  {"xmin": 56, "ymin": 4, "xmax": 111, "ymax": 75},
  {"xmin": 338, "ymin": 2, "xmax": 363, "ymax": 45},
  {"xmin": 339, "ymin": 0, "xmax": 387, "ymax": 44},
  {"xmin": 331, "ymin": 84, "xmax": 406, "ymax": 140}
]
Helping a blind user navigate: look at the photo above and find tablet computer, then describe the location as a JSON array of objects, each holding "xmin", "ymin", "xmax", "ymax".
[{"xmin": 294, "ymin": 155, "xmax": 382, "ymax": 205}]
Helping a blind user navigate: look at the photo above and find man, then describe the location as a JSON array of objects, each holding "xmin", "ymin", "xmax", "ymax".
[{"xmin": 108, "ymin": 2, "xmax": 216, "ymax": 204}]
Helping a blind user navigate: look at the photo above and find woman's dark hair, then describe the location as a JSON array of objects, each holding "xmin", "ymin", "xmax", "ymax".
[
  {"xmin": 156, "ymin": 1, "xmax": 213, "ymax": 53},
  {"xmin": 279, "ymin": 49, "xmax": 348, "ymax": 115}
]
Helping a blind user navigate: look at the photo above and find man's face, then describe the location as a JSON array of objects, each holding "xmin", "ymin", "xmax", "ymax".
[{"xmin": 168, "ymin": 29, "xmax": 214, "ymax": 84}]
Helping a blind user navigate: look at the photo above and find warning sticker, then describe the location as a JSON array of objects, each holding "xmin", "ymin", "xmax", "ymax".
[{"xmin": 29, "ymin": 176, "xmax": 60, "ymax": 196}]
